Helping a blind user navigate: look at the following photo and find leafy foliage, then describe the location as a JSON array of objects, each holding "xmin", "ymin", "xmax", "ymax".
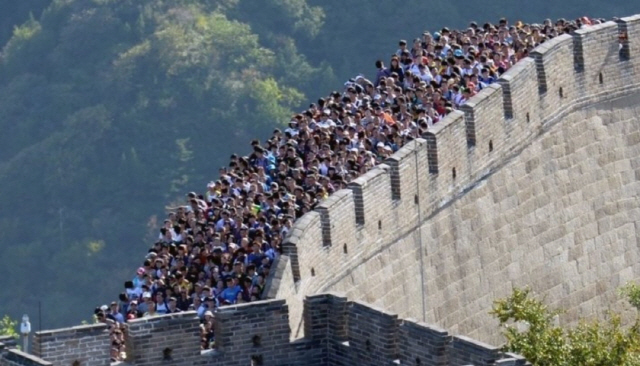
[
  {"xmin": 620, "ymin": 282, "xmax": 640, "ymax": 312},
  {"xmin": 492, "ymin": 288, "xmax": 640, "ymax": 366},
  {"xmin": 0, "ymin": 0, "xmax": 50, "ymax": 46},
  {"xmin": 0, "ymin": 316, "xmax": 18, "ymax": 339}
]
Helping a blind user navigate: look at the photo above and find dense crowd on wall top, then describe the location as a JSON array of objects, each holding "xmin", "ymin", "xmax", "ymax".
[{"xmin": 92, "ymin": 15, "xmax": 617, "ymax": 361}]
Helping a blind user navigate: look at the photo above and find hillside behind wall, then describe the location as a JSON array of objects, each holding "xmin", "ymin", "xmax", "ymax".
[{"xmin": 268, "ymin": 15, "xmax": 640, "ymax": 342}]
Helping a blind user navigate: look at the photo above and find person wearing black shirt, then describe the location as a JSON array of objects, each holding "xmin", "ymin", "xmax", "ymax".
[{"xmin": 126, "ymin": 301, "xmax": 143, "ymax": 321}]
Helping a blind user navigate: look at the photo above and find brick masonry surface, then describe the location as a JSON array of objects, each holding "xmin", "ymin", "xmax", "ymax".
[
  {"xmin": 4, "ymin": 13, "xmax": 640, "ymax": 366},
  {"xmin": 32, "ymin": 323, "xmax": 110, "ymax": 366},
  {"xmin": 1, "ymin": 295, "xmax": 528, "ymax": 366},
  {"xmin": 275, "ymin": 14, "xmax": 640, "ymax": 345}
]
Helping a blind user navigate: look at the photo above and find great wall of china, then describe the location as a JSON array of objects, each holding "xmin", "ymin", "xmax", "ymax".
[{"xmin": 2, "ymin": 13, "xmax": 640, "ymax": 366}]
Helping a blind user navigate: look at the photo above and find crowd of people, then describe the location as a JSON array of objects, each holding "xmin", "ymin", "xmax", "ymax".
[{"xmin": 94, "ymin": 16, "xmax": 607, "ymax": 358}]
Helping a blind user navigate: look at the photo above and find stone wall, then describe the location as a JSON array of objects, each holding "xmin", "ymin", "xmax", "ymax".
[
  {"xmin": 0, "ymin": 340, "xmax": 49, "ymax": 366},
  {"xmin": 32, "ymin": 324, "xmax": 110, "ymax": 366},
  {"xmin": 0, "ymin": 349, "xmax": 51, "ymax": 366},
  {"xmin": 302, "ymin": 293, "xmax": 527, "ymax": 366},
  {"xmin": 212, "ymin": 299, "xmax": 316, "ymax": 365},
  {"xmin": 275, "ymin": 14, "xmax": 640, "ymax": 344},
  {"xmin": 124, "ymin": 311, "xmax": 201, "ymax": 365},
  {"xmin": 3, "ymin": 295, "xmax": 519, "ymax": 366}
]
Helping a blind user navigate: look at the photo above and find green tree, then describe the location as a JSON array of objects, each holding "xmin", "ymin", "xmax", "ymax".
[
  {"xmin": 491, "ymin": 287, "xmax": 640, "ymax": 366},
  {"xmin": 0, "ymin": 0, "xmax": 51, "ymax": 46},
  {"xmin": 0, "ymin": 315, "xmax": 18, "ymax": 339},
  {"xmin": 620, "ymin": 281, "xmax": 640, "ymax": 311}
]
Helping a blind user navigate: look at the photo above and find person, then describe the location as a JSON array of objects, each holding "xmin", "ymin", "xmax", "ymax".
[
  {"xmin": 126, "ymin": 300, "xmax": 143, "ymax": 321},
  {"xmin": 395, "ymin": 39, "xmax": 408, "ymax": 56},
  {"xmin": 143, "ymin": 299, "xmax": 157, "ymax": 318},
  {"xmin": 107, "ymin": 302, "xmax": 124, "ymax": 324},
  {"xmin": 137, "ymin": 291, "xmax": 151, "ymax": 313},
  {"xmin": 167, "ymin": 297, "xmax": 181, "ymax": 313},
  {"xmin": 195, "ymin": 296, "xmax": 207, "ymax": 318},
  {"xmin": 219, "ymin": 277, "xmax": 242, "ymax": 305},
  {"xmin": 374, "ymin": 60, "xmax": 390, "ymax": 87},
  {"xmin": 155, "ymin": 293, "xmax": 169, "ymax": 314},
  {"xmin": 200, "ymin": 312, "xmax": 215, "ymax": 349},
  {"xmin": 110, "ymin": 326, "xmax": 126, "ymax": 362},
  {"xmin": 389, "ymin": 57, "xmax": 405, "ymax": 84}
]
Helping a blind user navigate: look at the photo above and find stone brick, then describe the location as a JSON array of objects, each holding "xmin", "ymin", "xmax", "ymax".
[{"xmin": 32, "ymin": 323, "xmax": 110, "ymax": 366}]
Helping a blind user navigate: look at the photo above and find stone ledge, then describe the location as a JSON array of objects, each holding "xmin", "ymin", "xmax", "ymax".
[
  {"xmin": 620, "ymin": 14, "xmax": 640, "ymax": 23},
  {"xmin": 216, "ymin": 298, "xmax": 287, "ymax": 314},
  {"xmin": 5, "ymin": 348, "xmax": 53, "ymax": 366},
  {"xmin": 35, "ymin": 323, "xmax": 107, "ymax": 337},
  {"xmin": 126, "ymin": 310, "xmax": 198, "ymax": 325},
  {"xmin": 399, "ymin": 318, "xmax": 449, "ymax": 337},
  {"xmin": 0, "ymin": 335, "xmax": 17, "ymax": 347},
  {"xmin": 452, "ymin": 335, "xmax": 500, "ymax": 352},
  {"xmin": 316, "ymin": 189, "xmax": 354, "ymax": 211},
  {"xmin": 349, "ymin": 164, "xmax": 390, "ymax": 188}
]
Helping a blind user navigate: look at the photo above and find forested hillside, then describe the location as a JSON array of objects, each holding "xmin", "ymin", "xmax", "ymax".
[{"xmin": 0, "ymin": 0, "xmax": 636, "ymax": 328}]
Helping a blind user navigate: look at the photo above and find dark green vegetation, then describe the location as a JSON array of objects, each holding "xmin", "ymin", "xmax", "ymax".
[{"xmin": 0, "ymin": 0, "xmax": 636, "ymax": 328}]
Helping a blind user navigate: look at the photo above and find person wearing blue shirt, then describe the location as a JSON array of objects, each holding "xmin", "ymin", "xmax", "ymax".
[
  {"xmin": 265, "ymin": 150, "xmax": 276, "ymax": 168},
  {"xmin": 219, "ymin": 277, "xmax": 242, "ymax": 304},
  {"xmin": 479, "ymin": 68, "xmax": 496, "ymax": 85},
  {"xmin": 252, "ymin": 147, "xmax": 270, "ymax": 170},
  {"xmin": 196, "ymin": 297, "xmax": 207, "ymax": 318},
  {"xmin": 108, "ymin": 302, "xmax": 125, "ymax": 324}
]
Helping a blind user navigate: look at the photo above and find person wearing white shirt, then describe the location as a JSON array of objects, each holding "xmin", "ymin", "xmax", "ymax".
[
  {"xmin": 430, "ymin": 67, "xmax": 442, "ymax": 85},
  {"xmin": 440, "ymin": 39, "xmax": 452, "ymax": 57},
  {"xmin": 417, "ymin": 64, "xmax": 432, "ymax": 83},
  {"xmin": 461, "ymin": 63, "xmax": 474, "ymax": 77},
  {"xmin": 285, "ymin": 120, "xmax": 299, "ymax": 136},
  {"xmin": 317, "ymin": 118, "xmax": 335, "ymax": 130}
]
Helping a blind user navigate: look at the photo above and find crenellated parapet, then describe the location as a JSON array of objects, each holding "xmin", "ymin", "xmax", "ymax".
[
  {"xmin": 268, "ymin": 13, "xmax": 640, "ymax": 343},
  {"xmin": 0, "ymin": 294, "xmax": 523, "ymax": 366}
]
